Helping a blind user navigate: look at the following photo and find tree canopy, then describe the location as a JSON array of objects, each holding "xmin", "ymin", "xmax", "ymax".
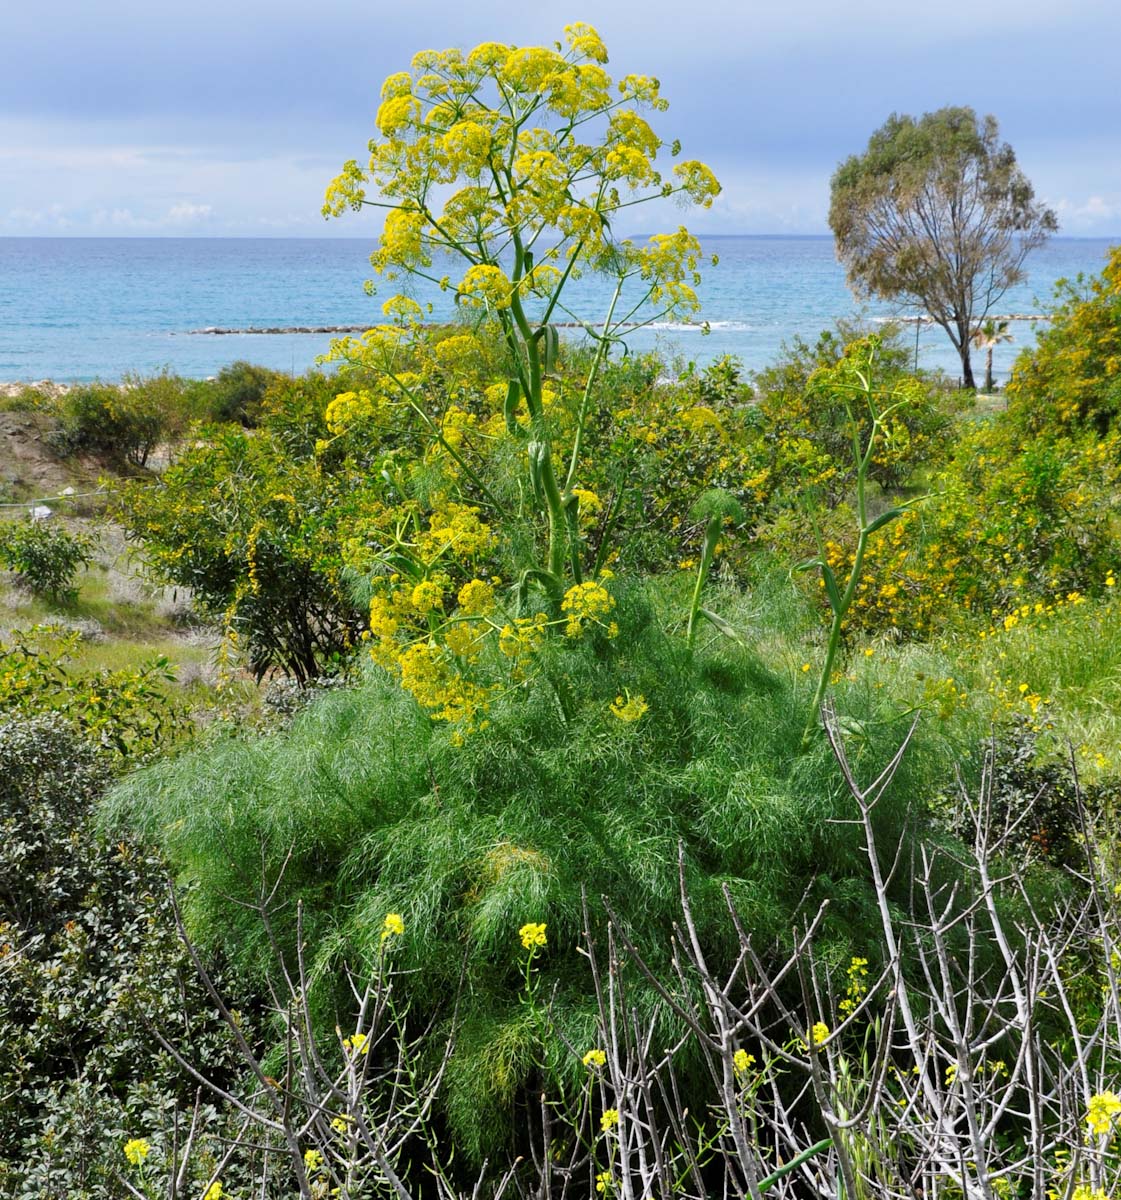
[{"xmin": 829, "ymin": 106, "xmax": 1056, "ymax": 388}]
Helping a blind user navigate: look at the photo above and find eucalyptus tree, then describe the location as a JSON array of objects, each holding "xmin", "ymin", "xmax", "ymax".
[{"xmin": 829, "ymin": 107, "xmax": 1056, "ymax": 389}]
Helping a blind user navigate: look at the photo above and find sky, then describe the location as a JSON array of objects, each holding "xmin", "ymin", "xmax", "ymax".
[{"xmin": 1, "ymin": 0, "xmax": 1118, "ymax": 238}]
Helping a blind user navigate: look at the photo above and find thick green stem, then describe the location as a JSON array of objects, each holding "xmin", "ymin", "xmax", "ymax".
[
  {"xmin": 509, "ymin": 237, "xmax": 570, "ymax": 581},
  {"xmin": 564, "ymin": 279, "xmax": 623, "ymax": 494},
  {"xmin": 802, "ymin": 402, "xmax": 880, "ymax": 748},
  {"xmin": 686, "ymin": 516, "xmax": 721, "ymax": 651},
  {"xmin": 758, "ymin": 1138, "xmax": 833, "ymax": 1193}
]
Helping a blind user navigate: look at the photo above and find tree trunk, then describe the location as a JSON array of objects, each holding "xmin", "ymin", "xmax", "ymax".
[
  {"xmin": 958, "ymin": 342, "xmax": 976, "ymax": 390},
  {"xmin": 984, "ymin": 347, "xmax": 995, "ymax": 393}
]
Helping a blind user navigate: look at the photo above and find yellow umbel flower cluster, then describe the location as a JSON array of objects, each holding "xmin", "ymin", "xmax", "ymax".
[
  {"xmin": 839, "ymin": 955, "xmax": 870, "ymax": 1016},
  {"xmin": 561, "ymin": 579, "xmax": 617, "ymax": 638},
  {"xmin": 610, "ymin": 692, "xmax": 648, "ymax": 723},
  {"xmin": 398, "ymin": 643, "xmax": 493, "ymax": 729}
]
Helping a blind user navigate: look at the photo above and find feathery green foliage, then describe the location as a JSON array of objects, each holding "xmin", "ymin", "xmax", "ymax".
[{"xmin": 103, "ymin": 579, "xmax": 956, "ymax": 1157}]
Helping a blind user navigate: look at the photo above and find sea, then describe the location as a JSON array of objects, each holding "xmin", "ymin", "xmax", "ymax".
[{"xmin": 0, "ymin": 236, "xmax": 1114, "ymax": 385}]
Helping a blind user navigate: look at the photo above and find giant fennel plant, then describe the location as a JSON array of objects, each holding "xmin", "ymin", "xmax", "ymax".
[{"xmin": 321, "ymin": 24, "xmax": 720, "ymax": 739}]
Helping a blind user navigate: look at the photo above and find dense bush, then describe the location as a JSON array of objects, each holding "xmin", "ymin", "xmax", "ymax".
[
  {"xmin": 47, "ymin": 373, "xmax": 191, "ymax": 467},
  {"xmin": 104, "ymin": 579, "xmax": 960, "ymax": 1157},
  {"xmin": 810, "ymin": 250, "xmax": 1121, "ymax": 638},
  {"xmin": 190, "ymin": 359, "xmax": 283, "ymax": 426},
  {"xmin": 0, "ymin": 714, "xmax": 244, "ymax": 1198},
  {"xmin": 0, "ymin": 517, "xmax": 96, "ymax": 600},
  {"xmin": 113, "ymin": 418, "xmax": 371, "ymax": 683},
  {"xmin": 0, "ymin": 625, "xmax": 188, "ymax": 758},
  {"xmin": 749, "ymin": 323, "xmax": 962, "ymax": 498},
  {"xmin": 1003, "ymin": 245, "xmax": 1121, "ymax": 438}
]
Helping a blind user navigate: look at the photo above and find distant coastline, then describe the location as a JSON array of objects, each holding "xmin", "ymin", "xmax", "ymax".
[{"xmin": 0, "ymin": 235, "xmax": 1113, "ymax": 384}]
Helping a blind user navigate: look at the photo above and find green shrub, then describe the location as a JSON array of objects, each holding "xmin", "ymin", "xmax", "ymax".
[
  {"xmin": 0, "ymin": 714, "xmax": 249, "ymax": 1197},
  {"xmin": 1003, "ymin": 244, "xmax": 1121, "ymax": 438},
  {"xmin": 189, "ymin": 360, "xmax": 284, "ymax": 427},
  {"xmin": 48, "ymin": 372, "xmax": 194, "ymax": 467},
  {"xmin": 808, "ymin": 249, "xmax": 1121, "ymax": 639},
  {"xmin": 103, "ymin": 579, "xmax": 958, "ymax": 1159},
  {"xmin": 113, "ymin": 425, "xmax": 370, "ymax": 682},
  {"xmin": 750, "ymin": 323, "xmax": 963, "ymax": 498},
  {"xmin": 0, "ymin": 625, "xmax": 188, "ymax": 759},
  {"xmin": 0, "ymin": 518, "xmax": 96, "ymax": 600}
]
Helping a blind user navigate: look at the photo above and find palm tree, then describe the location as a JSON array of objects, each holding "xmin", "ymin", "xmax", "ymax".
[{"xmin": 971, "ymin": 319, "xmax": 1014, "ymax": 393}]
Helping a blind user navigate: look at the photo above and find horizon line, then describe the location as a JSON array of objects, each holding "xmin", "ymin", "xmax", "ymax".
[{"xmin": 1, "ymin": 232, "xmax": 1118, "ymax": 242}]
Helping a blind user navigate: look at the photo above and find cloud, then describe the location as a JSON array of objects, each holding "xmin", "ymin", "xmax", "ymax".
[
  {"xmin": 0, "ymin": 0, "xmax": 1117, "ymax": 237},
  {"xmin": 166, "ymin": 202, "xmax": 213, "ymax": 223},
  {"xmin": 2, "ymin": 203, "xmax": 72, "ymax": 229},
  {"xmin": 1050, "ymin": 194, "xmax": 1121, "ymax": 234}
]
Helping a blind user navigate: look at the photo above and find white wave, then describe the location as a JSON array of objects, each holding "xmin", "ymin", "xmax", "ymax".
[{"xmin": 644, "ymin": 319, "xmax": 754, "ymax": 333}]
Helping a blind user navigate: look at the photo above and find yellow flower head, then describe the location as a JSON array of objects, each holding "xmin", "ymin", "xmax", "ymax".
[
  {"xmin": 563, "ymin": 22, "xmax": 609, "ymax": 63},
  {"xmin": 810, "ymin": 1021, "xmax": 830, "ymax": 1047},
  {"xmin": 343, "ymin": 1031, "xmax": 370, "ymax": 1056},
  {"xmin": 600, "ymin": 1107, "xmax": 620, "ymax": 1131},
  {"xmin": 410, "ymin": 578, "xmax": 446, "ymax": 614},
  {"xmin": 382, "ymin": 294, "xmax": 424, "ymax": 324},
  {"xmin": 596, "ymin": 1172, "xmax": 615, "ymax": 1194},
  {"xmin": 1086, "ymin": 1091, "xmax": 1121, "ymax": 1136},
  {"xmin": 610, "ymin": 691, "xmax": 648, "ymax": 723},
  {"xmin": 203, "ymin": 1184, "xmax": 224, "ymax": 1200},
  {"xmin": 457, "ymin": 578, "xmax": 496, "ymax": 616},
  {"xmin": 123, "ymin": 1138, "xmax": 150, "ymax": 1166},
  {"xmin": 583, "ymin": 1048, "xmax": 607, "ymax": 1068},
  {"xmin": 304, "ymin": 1148, "xmax": 324, "ymax": 1172},
  {"xmin": 733, "ymin": 1048, "xmax": 756, "ymax": 1076},
  {"xmin": 519, "ymin": 921, "xmax": 547, "ymax": 949},
  {"xmin": 458, "ymin": 263, "xmax": 514, "ymax": 310},
  {"xmin": 561, "ymin": 579, "xmax": 616, "ymax": 637},
  {"xmin": 381, "ymin": 911, "xmax": 405, "ymax": 941}
]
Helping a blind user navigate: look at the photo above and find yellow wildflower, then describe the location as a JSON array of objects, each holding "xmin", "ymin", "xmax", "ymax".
[
  {"xmin": 733, "ymin": 1048, "xmax": 756, "ymax": 1076},
  {"xmin": 561, "ymin": 579, "xmax": 616, "ymax": 637},
  {"xmin": 343, "ymin": 1031, "xmax": 370, "ymax": 1056},
  {"xmin": 304, "ymin": 1148, "xmax": 324, "ymax": 1172},
  {"xmin": 458, "ymin": 263, "xmax": 514, "ymax": 310},
  {"xmin": 457, "ymin": 578, "xmax": 495, "ymax": 615},
  {"xmin": 410, "ymin": 578, "xmax": 445, "ymax": 613},
  {"xmin": 600, "ymin": 1107, "xmax": 620, "ymax": 1131},
  {"xmin": 381, "ymin": 912, "xmax": 405, "ymax": 941},
  {"xmin": 583, "ymin": 1048, "xmax": 607, "ymax": 1068},
  {"xmin": 123, "ymin": 1138, "xmax": 150, "ymax": 1166},
  {"xmin": 519, "ymin": 922, "xmax": 547, "ymax": 949},
  {"xmin": 203, "ymin": 1184, "xmax": 224, "ymax": 1200},
  {"xmin": 1086, "ymin": 1091, "xmax": 1121, "ymax": 1136}
]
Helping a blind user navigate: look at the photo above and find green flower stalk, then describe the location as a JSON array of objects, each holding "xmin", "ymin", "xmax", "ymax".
[
  {"xmin": 686, "ymin": 489, "xmax": 746, "ymax": 651},
  {"xmin": 322, "ymin": 25, "xmax": 721, "ymax": 597},
  {"xmin": 799, "ymin": 337, "xmax": 928, "ymax": 745}
]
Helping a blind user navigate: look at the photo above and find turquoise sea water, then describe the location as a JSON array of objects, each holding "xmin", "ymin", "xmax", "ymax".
[{"xmin": 0, "ymin": 236, "xmax": 1114, "ymax": 383}]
